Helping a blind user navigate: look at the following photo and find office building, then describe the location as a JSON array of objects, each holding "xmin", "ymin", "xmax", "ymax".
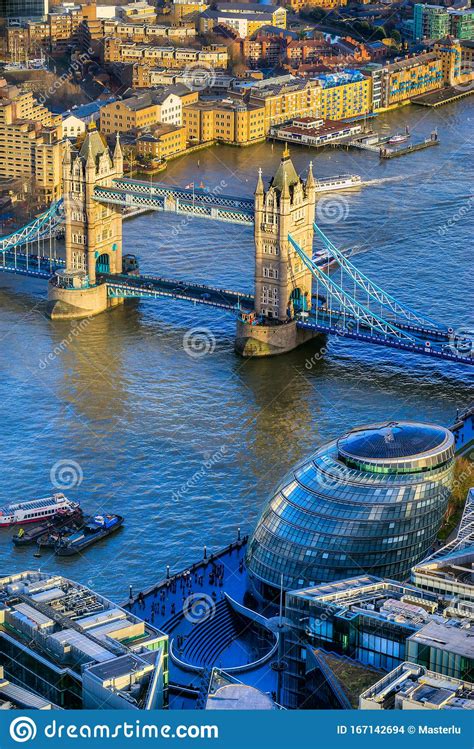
[
  {"xmin": 246, "ymin": 421, "xmax": 455, "ymax": 601},
  {"xmin": 413, "ymin": 5, "xmax": 450, "ymax": 42},
  {"xmin": 283, "ymin": 574, "xmax": 472, "ymax": 708},
  {"xmin": 183, "ymin": 98, "xmax": 265, "ymax": 145},
  {"xmin": 0, "ymin": 0, "xmax": 48, "ymax": 20},
  {"xmin": 360, "ymin": 662, "xmax": 474, "ymax": 709},
  {"xmin": 0, "ymin": 571, "xmax": 168, "ymax": 709},
  {"xmin": 100, "ymin": 91, "xmax": 184, "ymax": 135},
  {"xmin": 0, "ymin": 83, "xmax": 63, "ymax": 203}
]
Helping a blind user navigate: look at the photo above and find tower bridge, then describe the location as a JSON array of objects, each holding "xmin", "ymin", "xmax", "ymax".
[{"xmin": 0, "ymin": 125, "xmax": 471, "ymax": 366}]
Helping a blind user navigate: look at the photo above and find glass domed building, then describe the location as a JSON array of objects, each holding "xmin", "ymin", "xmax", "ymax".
[{"xmin": 246, "ymin": 421, "xmax": 455, "ymax": 602}]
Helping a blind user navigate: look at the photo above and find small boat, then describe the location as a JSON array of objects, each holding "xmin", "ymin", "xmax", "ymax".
[
  {"xmin": 388, "ymin": 133, "xmax": 410, "ymax": 145},
  {"xmin": 314, "ymin": 174, "xmax": 362, "ymax": 193},
  {"xmin": 12, "ymin": 507, "xmax": 83, "ymax": 546},
  {"xmin": 313, "ymin": 245, "xmax": 354, "ymax": 272},
  {"xmin": 0, "ymin": 494, "xmax": 79, "ymax": 528},
  {"xmin": 54, "ymin": 514, "xmax": 123, "ymax": 556}
]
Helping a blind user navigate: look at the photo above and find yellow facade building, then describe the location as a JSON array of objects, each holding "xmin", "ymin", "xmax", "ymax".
[
  {"xmin": 244, "ymin": 76, "xmax": 320, "ymax": 132},
  {"xmin": 100, "ymin": 91, "xmax": 185, "ymax": 135},
  {"xmin": 103, "ymin": 39, "xmax": 228, "ymax": 69},
  {"xmin": 183, "ymin": 100, "xmax": 265, "ymax": 145},
  {"xmin": 315, "ymin": 72, "xmax": 372, "ymax": 119},
  {"xmin": 136, "ymin": 125, "xmax": 187, "ymax": 160},
  {"xmin": 288, "ymin": 0, "xmax": 347, "ymax": 11},
  {"xmin": 433, "ymin": 37, "xmax": 474, "ymax": 88},
  {"xmin": 0, "ymin": 85, "xmax": 63, "ymax": 203},
  {"xmin": 171, "ymin": 0, "xmax": 209, "ymax": 21},
  {"xmin": 380, "ymin": 52, "xmax": 443, "ymax": 109}
]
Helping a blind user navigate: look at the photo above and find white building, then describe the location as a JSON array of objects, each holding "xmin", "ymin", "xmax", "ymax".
[{"xmin": 61, "ymin": 113, "xmax": 86, "ymax": 140}]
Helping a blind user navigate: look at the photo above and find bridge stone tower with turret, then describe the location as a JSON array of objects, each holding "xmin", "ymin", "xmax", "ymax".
[
  {"xmin": 235, "ymin": 148, "xmax": 320, "ymax": 357},
  {"xmin": 47, "ymin": 124, "xmax": 124, "ymax": 319}
]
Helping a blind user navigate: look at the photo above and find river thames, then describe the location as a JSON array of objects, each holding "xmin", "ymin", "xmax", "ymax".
[{"xmin": 0, "ymin": 101, "xmax": 472, "ymax": 601}]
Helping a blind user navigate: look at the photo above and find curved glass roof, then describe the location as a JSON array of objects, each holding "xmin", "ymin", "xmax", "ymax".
[
  {"xmin": 246, "ymin": 422, "xmax": 455, "ymax": 596},
  {"xmin": 337, "ymin": 421, "xmax": 453, "ymax": 470}
]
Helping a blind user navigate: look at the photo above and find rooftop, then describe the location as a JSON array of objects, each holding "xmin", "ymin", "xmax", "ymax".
[
  {"xmin": 247, "ymin": 75, "xmax": 313, "ymax": 97},
  {"xmin": 202, "ymin": 9, "xmax": 275, "ymax": 21},
  {"xmin": 0, "ymin": 570, "xmax": 167, "ymax": 706},
  {"xmin": 337, "ymin": 421, "xmax": 453, "ymax": 463},
  {"xmin": 270, "ymin": 145, "xmax": 300, "ymax": 192},
  {"xmin": 215, "ymin": 2, "xmax": 285, "ymax": 11},
  {"xmin": 360, "ymin": 662, "xmax": 474, "ymax": 710},
  {"xmin": 385, "ymin": 52, "xmax": 439, "ymax": 73},
  {"xmin": 0, "ymin": 667, "xmax": 59, "ymax": 710},
  {"xmin": 408, "ymin": 619, "xmax": 474, "ymax": 659},
  {"xmin": 287, "ymin": 576, "xmax": 445, "ymax": 628},
  {"xmin": 61, "ymin": 98, "xmax": 116, "ymax": 120},
  {"xmin": 206, "ymin": 683, "xmax": 276, "ymax": 709},
  {"xmin": 79, "ymin": 127, "xmax": 108, "ymax": 162},
  {"xmin": 310, "ymin": 650, "xmax": 383, "ymax": 709}
]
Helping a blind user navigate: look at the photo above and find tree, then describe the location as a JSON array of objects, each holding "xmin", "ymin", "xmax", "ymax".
[{"xmin": 439, "ymin": 457, "xmax": 473, "ymax": 539}]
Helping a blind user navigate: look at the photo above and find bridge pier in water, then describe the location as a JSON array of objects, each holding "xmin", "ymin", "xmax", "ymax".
[{"xmin": 235, "ymin": 318, "xmax": 320, "ymax": 357}]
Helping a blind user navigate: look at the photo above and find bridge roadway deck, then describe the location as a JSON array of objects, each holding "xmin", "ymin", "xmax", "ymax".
[
  {"xmin": 1, "ymin": 255, "xmax": 471, "ymax": 365},
  {"xmin": 0, "ymin": 251, "xmax": 64, "ymax": 277},
  {"xmin": 101, "ymin": 272, "xmax": 255, "ymax": 313},
  {"xmin": 297, "ymin": 312, "xmax": 473, "ymax": 364}
]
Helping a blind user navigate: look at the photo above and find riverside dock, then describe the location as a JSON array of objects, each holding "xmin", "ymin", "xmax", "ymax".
[
  {"xmin": 380, "ymin": 133, "xmax": 440, "ymax": 159},
  {"xmin": 412, "ymin": 85, "xmax": 474, "ymax": 108},
  {"xmin": 336, "ymin": 130, "xmax": 440, "ymax": 160}
]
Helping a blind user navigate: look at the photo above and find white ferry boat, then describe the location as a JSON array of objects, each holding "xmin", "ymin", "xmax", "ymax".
[
  {"xmin": 314, "ymin": 174, "xmax": 362, "ymax": 193},
  {"xmin": 0, "ymin": 493, "xmax": 79, "ymax": 527}
]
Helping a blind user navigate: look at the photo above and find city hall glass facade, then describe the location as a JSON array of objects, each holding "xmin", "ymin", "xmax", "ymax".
[{"xmin": 246, "ymin": 422, "xmax": 455, "ymax": 600}]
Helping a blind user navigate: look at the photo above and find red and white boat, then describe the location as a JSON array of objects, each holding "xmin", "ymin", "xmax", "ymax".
[{"xmin": 0, "ymin": 493, "xmax": 79, "ymax": 527}]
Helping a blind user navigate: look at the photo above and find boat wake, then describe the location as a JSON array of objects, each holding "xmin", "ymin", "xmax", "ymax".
[
  {"xmin": 347, "ymin": 245, "xmax": 369, "ymax": 258},
  {"xmin": 361, "ymin": 174, "xmax": 412, "ymax": 187}
]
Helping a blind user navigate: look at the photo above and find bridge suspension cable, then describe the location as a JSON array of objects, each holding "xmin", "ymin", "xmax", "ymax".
[
  {"xmin": 0, "ymin": 199, "xmax": 63, "ymax": 253},
  {"xmin": 288, "ymin": 233, "xmax": 416, "ymax": 342},
  {"xmin": 312, "ymin": 222, "xmax": 441, "ymax": 330}
]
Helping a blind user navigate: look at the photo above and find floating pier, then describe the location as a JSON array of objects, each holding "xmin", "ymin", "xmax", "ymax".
[
  {"xmin": 412, "ymin": 86, "xmax": 474, "ymax": 108},
  {"xmin": 380, "ymin": 134, "xmax": 439, "ymax": 159}
]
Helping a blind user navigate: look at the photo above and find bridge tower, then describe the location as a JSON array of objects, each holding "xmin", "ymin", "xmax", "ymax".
[
  {"xmin": 235, "ymin": 148, "xmax": 320, "ymax": 357},
  {"xmin": 47, "ymin": 124, "xmax": 124, "ymax": 319},
  {"xmin": 254, "ymin": 145, "xmax": 315, "ymax": 321}
]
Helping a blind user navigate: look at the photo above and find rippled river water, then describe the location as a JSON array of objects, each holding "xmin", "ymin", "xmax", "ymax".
[{"xmin": 0, "ymin": 101, "xmax": 472, "ymax": 601}]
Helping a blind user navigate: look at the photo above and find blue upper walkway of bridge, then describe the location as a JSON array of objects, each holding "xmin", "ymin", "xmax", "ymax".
[{"xmin": 93, "ymin": 178, "xmax": 255, "ymax": 226}]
